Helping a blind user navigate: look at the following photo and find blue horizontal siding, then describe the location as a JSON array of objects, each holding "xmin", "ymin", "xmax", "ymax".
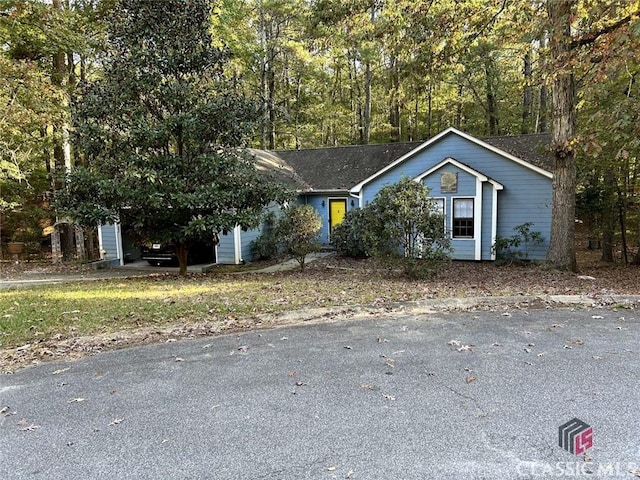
[
  {"xmin": 300, "ymin": 195, "xmax": 329, "ymax": 243},
  {"xmin": 359, "ymin": 132, "xmax": 552, "ymax": 261},
  {"xmin": 482, "ymin": 183, "xmax": 494, "ymax": 260},
  {"xmin": 299, "ymin": 194, "xmax": 355, "ymax": 244},
  {"xmin": 216, "ymin": 231, "xmax": 237, "ymax": 264},
  {"xmin": 451, "ymin": 239, "xmax": 475, "ymax": 260},
  {"xmin": 100, "ymin": 224, "xmax": 119, "ymax": 261}
]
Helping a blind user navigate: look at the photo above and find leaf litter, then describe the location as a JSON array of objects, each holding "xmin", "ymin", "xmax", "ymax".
[{"xmin": 2, "ymin": 250, "xmax": 639, "ymax": 372}]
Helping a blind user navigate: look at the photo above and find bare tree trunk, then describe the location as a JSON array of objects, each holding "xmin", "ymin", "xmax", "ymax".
[
  {"xmin": 51, "ymin": 0, "xmax": 76, "ymax": 263},
  {"xmin": 600, "ymin": 170, "xmax": 616, "ymax": 262},
  {"xmin": 538, "ymin": 83, "xmax": 549, "ymax": 133},
  {"xmin": 484, "ymin": 56, "xmax": 499, "ymax": 135},
  {"xmin": 537, "ymin": 34, "xmax": 549, "ymax": 133},
  {"xmin": 268, "ymin": 65, "xmax": 276, "ymax": 150},
  {"xmin": 618, "ymin": 198, "xmax": 628, "ymax": 264},
  {"xmin": 412, "ymin": 94, "xmax": 419, "ymax": 141},
  {"xmin": 546, "ymin": 0, "xmax": 577, "ymax": 272},
  {"xmin": 259, "ymin": 8, "xmax": 269, "ymax": 150},
  {"xmin": 456, "ymin": 82, "xmax": 463, "ymax": 129},
  {"xmin": 427, "ymin": 80, "xmax": 433, "ymax": 137},
  {"xmin": 389, "ymin": 56, "xmax": 401, "ymax": 142},
  {"xmin": 363, "ymin": 60, "xmax": 372, "ymax": 144},
  {"xmin": 522, "ymin": 51, "xmax": 533, "ymax": 134},
  {"xmin": 176, "ymin": 242, "xmax": 189, "ymax": 276}
]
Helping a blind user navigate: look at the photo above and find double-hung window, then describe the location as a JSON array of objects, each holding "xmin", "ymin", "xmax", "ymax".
[
  {"xmin": 453, "ymin": 198, "xmax": 474, "ymax": 238},
  {"xmin": 431, "ymin": 198, "xmax": 445, "ymax": 216}
]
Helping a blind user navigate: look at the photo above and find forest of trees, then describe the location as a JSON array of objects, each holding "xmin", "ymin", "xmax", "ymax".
[{"xmin": 1, "ymin": 0, "xmax": 639, "ymax": 269}]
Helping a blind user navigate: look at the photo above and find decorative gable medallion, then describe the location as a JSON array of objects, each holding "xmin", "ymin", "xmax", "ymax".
[{"xmin": 440, "ymin": 172, "xmax": 458, "ymax": 193}]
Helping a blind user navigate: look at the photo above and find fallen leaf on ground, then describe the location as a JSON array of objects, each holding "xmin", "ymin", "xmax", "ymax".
[
  {"xmin": 19, "ymin": 424, "xmax": 40, "ymax": 431},
  {"xmin": 466, "ymin": 375, "xmax": 476, "ymax": 383}
]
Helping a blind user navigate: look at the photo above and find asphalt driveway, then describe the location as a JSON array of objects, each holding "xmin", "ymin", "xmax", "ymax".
[{"xmin": 1, "ymin": 307, "xmax": 639, "ymax": 479}]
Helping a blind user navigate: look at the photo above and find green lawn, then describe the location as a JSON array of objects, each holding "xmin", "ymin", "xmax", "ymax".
[{"xmin": 0, "ymin": 273, "xmax": 392, "ymax": 349}]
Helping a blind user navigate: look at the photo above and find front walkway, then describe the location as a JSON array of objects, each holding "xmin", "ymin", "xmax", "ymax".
[{"xmin": 0, "ymin": 252, "xmax": 335, "ymax": 289}]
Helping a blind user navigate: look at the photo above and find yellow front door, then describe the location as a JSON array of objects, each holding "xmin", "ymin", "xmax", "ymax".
[{"xmin": 329, "ymin": 199, "xmax": 347, "ymax": 237}]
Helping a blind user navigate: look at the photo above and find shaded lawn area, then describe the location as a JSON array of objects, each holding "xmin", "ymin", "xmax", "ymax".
[{"xmin": 1, "ymin": 254, "xmax": 639, "ymax": 371}]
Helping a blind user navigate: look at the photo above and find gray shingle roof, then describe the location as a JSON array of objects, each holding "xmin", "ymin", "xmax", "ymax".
[
  {"xmin": 247, "ymin": 148, "xmax": 311, "ymax": 190},
  {"xmin": 253, "ymin": 132, "xmax": 552, "ymax": 191},
  {"xmin": 275, "ymin": 142, "xmax": 423, "ymax": 191},
  {"xmin": 483, "ymin": 133, "xmax": 553, "ymax": 171}
]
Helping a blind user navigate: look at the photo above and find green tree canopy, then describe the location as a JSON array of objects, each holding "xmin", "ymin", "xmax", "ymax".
[{"xmin": 55, "ymin": 0, "xmax": 290, "ymax": 274}]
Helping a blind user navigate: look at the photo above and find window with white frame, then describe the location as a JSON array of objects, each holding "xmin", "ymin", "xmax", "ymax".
[
  {"xmin": 430, "ymin": 198, "xmax": 445, "ymax": 215},
  {"xmin": 452, "ymin": 198, "xmax": 474, "ymax": 238}
]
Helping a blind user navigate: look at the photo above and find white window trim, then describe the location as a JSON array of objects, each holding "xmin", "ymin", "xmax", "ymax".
[
  {"xmin": 97, "ymin": 223, "xmax": 104, "ymax": 260},
  {"xmin": 430, "ymin": 197, "xmax": 446, "ymax": 215},
  {"xmin": 115, "ymin": 221, "xmax": 124, "ymax": 266},
  {"xmin": 475, "ymin": 177, "xmax": 482, "ymax": 260},
  {"xmin": 491, "ymin": 183, "xmax": 499, "ymax": 261},
  {"xmin": 429, "ymin": 197, "xmax": 447, "ymax": 232},
  {"xmin": 234, "ymin": 225, "xmax": 242, "ymax": 265}
]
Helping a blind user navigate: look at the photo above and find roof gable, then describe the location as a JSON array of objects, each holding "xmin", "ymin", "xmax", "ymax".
[
  {"xmin": 414, "ymin": 157, "xmax": 504, "ymax": 190},
  {"xmin": 249, "ymin": 128, "xmax": 552, "ymax": 192},
  {"xmin": 350, "ymin": 127, "xmax": 552, "ymax": 194}
]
